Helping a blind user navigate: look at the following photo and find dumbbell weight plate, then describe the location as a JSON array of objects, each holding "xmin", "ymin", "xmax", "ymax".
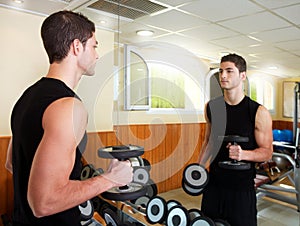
[
  {"xmin": 188, "ymin": 208, "xmax": 203, "ymax": 220},
  {"xmin": 166, "ymin": 205, "xmax": 189, "ymax": 226},
  {"xmin": 91, "ymin": 168, "xmax": 104, "ymax": 177},
  {"xmin": 133, "ymin": 166, "xmax": 150, "ymax": 185},
  {"xmin": 134, "ymin": 195, "xmax": 150, "ymax": 208},
  {"xmin": 103, "ymin": 207, "xmax": 121, "ymax": 226},
  {"xmin": 80, "ymin": 164, "xmax": 95, "ymax": 180},
  {"xmin": 101, "ymin": 182, "xmax": 147, "ymax": 201},
  {"xmin": 145, "ymin": 179, "xmax": 158, "ymax": 198},
  {"xmin": 183, "ymin": 163, "xmax": 209, "ymax": 189},
  {"xmin": 218, "ymin": 135, "xmax": 249, "ymax": 143},
  {"xmin": 130, "ymin": 157, "xmax": 144, "ymax": 167},
  {"xmin": 214, "ymin": 219, "xmax": 231, "ymax": 226},
  {"xmin": 79, "ymin": 200, "xmax": 94, "ymax": 221},
  {"xmin": 218, "ymin": 161, "xmax": 251, "ymax": 170},
  {"xmin": 142, "ymin": 158, "xmax": 151, "ymax": 171},
  {"xmin": 146, "ymin": 196, "xmax": 168, "ymax": 224},
  {"xmin": 98, "ymin": 145, "xmax": 144, "ymax": 159},
  {"xmin": 190, "ymin": 216, "xmax": 215, "ymax": 226},
  {"xmin": 166, "ymin": 200, "xmax": 182, "ymax": 211},
  {"xmin": 182, "ymin": 178, "xmax": 204, "ymax": 196}
]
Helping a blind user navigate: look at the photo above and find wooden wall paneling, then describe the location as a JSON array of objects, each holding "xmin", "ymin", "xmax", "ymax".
[
  {"xmin": 272, "ymin": 120, "xmax": 293, "ymax": 130},
  {"xmin": 164, "ymin": 124, "xmax": 174, "ymax": 191},
  {"xmin": 169, "ymin": 124, "xmax": 183, "ymax": 191},
  {"xmin": 0, "ymin": 137, "xmax": 13, "ymax": 217},
  {"xmin": 106, "ymin": 131, "xmax": 118, "ymax": 146},
  {"xmin": 142, "ymin": 124, "xmax": 153, "ymax": 166},
  {"xmin": 149, "ymin": 124, "xmax": 167, "ymax": 193}
]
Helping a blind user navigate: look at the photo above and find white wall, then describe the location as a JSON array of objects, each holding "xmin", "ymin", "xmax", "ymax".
[{"xmin": 0, "ymin": 7, "xmax": 115, "ymax": 136}]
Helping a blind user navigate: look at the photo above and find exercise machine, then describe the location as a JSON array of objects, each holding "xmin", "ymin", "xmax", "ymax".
[{"xmin": 257, "ymin": 82, "xmax": 300, "ymax": 211}]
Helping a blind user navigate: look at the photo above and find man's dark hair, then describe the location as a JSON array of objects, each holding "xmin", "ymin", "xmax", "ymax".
[
  {"xmin": 41, "ymin": 10, "xmax": 95, "ymax": 64},
  {"xmin": 221, "ymin": 53, "xmax": 247, "ymax": 73}
]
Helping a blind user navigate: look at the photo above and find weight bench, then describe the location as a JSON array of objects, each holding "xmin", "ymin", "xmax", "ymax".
[{"xmin": 255, "ymin": 150, "xmax": 300, "ymax": 212}]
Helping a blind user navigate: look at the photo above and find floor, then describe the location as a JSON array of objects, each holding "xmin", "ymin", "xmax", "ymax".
[{"xmin": 159, "ymin": 187, "xmax": 300, "ymax": 226}]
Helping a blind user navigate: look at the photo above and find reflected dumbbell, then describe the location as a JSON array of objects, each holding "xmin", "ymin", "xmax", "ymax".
[
  {"xmin": 146, "ymin": 196, "xmax": 168, "ymax": 224},
  {"xmin": 218, "ymin": 135, "xmax": 250, "ymax": 170},
  {"xmin": 98, "ymin": 145, "xmax": 147, "ymax": 201},
  {"xmin": 182, "ymin": 163, "xmax": 209, "ymax": 196},
  {"xmin": 79, "ymin": 199, "xmax": 94, "ymax": 225}
]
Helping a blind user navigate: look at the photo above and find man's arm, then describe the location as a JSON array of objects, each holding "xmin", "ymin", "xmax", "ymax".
[
  {"xmin": 229, "ymin": 105, "xmax": 273, "ymax": 162},
  {"xmin": 5, "ymin": 138, "xmax": 13, "ymax": 174},
  {"xmin": 198, "ymin": 103, "xmax": 213, "ymax": 168},
  {"xmin": 27, "ymin": 97, "xmax": 132, "ymax": 217}
]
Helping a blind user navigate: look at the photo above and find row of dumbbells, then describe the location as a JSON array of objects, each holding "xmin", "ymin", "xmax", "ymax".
[{"xmin": 145, "ymin": 195, "xmax": 230, "ymax": 226}]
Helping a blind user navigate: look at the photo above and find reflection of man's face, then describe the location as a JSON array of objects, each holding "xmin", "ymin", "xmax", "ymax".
[
  {"xmin": 81, "ymin": 33, "xmax": 99, "ymax": 76},
  {"xmin": 219, "ymin": 61, "xmax": 245, "ymax": 90}
]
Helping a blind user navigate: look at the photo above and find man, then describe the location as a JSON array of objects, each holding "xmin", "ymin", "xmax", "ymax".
[
  {"xmin": 5, "ymin": 10, "xmax": 133, "ymax": 226},
  {"xmin": 199, "ymin": 53, "xmax": 273, "ymax": 226}
]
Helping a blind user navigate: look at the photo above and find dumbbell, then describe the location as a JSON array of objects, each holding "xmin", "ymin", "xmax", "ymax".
[
  {"xmin": 146, "ymin": 196, "xmax": 190, "ymax": 226},
  {"xmin": 98, "ymin": 145, "xmax": 147, "ymax": 201},
  {"xmin": 80, "ymin": 164, "xmax": 104, "ymax": 180},
  {"xmin": 79, "ymin": 199, "xmax": 94, "ymax": 224},
  {"xmin": 182, "ymin": 163, "xmax": 209, "ymax": 196},
  {"xmin": 218, "ymin": 135, "xmax": 250, "ymax": 170},
  {"xmin": 146, "ymin": 196, "xmax": 168, "ymax": 224}
]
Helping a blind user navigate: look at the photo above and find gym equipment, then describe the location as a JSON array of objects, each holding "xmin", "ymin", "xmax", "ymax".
[
  {"xmin": 166, "ymin": 205, "xmax": 189, "ymax": 226},
  {"xmin": 218, "ymin": 135, "xmax": 250, "ymax": 170},
  {"xmin": 142, "ymin": 158, "xmax": 151, "ymax": 171},
  {"xmin": 133, "ymin": 195, "xmax": 150, "ymax": 208},
  {"xmin": 146, "ymin": 196, "xmax": 168, "ymax": 224},
  {"xmin": 79, "ymin": 200, "xmax": 94, "ymax": 222},
  {"xmin": 182, "ymin": 163, "xmax": 208, "ymax": 196},
  {"xmin": 188, "ymin": 208, "xmax": 203, "ymax": 220},
  {"xmin": 102, "ymin": 207, "xmax": 122, "ymax": 226},
  {"xmin": 166, "ymin": 200, "xmax": 181, "ymax": 211},
  {"xmin": 133, "ymin": 166, "xmax": 150, "ymax": 185},
  {"xmin": 98, "ymin": 145, "xmax": 144, "ymax": 159},
  {"xmin": 190, "ymin": 216, "xmax": 215, "ymax": 226},
  {"xmin": 257, "ymin": 128, "xmax": 300, "ymax": 211},
  {"xmin": 80, "ymin": 164, "xmax": 95, "ymax": 180},
  {"xmin": 98, "ymin": 145, "xmax": 147, "ymax": 201},
  {"xmin": 144, "ymin": 179, "xmax": 158, "ymax": 198},
  {"xmin": 214, "ymin": 218, "xmax": 231, "ymax": 226}
]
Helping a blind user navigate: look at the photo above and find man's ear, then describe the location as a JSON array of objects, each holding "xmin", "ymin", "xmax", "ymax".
[
  {"xmin": 71, "ymin": 39, "xmax": 82, "ymax": 56},
  {"xmin": 240, "ymin": 71, "xmax": 246, "ymax": 80}
]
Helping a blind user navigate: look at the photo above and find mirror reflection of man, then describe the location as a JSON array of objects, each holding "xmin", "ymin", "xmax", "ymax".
[{"xmin": 199, "ymin": 53, "xmax": 273, "ymax": 226}]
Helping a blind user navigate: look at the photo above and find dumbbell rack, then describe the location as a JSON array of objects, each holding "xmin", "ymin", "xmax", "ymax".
[{"xmin": 99, "ymin": 196, "xmax": 162, "ymax": 225}]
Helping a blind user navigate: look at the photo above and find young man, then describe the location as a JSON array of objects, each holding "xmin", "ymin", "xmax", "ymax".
[
  {"xmin": 199, "ymin": 53, "xmax": 273, "ymax": 226},
  {"xmin": 5, "ymin": 11, "xmax": 133, "ymax": 226}
]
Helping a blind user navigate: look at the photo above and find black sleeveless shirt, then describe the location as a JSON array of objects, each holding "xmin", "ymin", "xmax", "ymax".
[
  {"xmin": 206, "ymin": 96, "xmax": 260, "ymax": 191},
  {"xmin": 11, "ymin": 77, "xmax": 86, "ymax": 225}
]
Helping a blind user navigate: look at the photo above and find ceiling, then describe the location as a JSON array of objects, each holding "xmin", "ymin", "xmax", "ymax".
[{"xmin": 1, "ymin": 0, "xmax": 300, "ymax": 78}]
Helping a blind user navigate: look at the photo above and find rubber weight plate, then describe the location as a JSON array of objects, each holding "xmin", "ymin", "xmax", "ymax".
[
  {"xmin": 166, "ymin": 205, "xmax": 189, "ymax": 226},
  {"xmin": 190, "ymin": 216, "xmax": 216, "ymax": 226},
  {"xmin": 182, "ymin": 178, "xmax": 204, "ymax": 196},
  {"xmin": 166, "ymin": 200, "xmax": 182, "ymax": 211},
  {"xmin": 146, "ymin": 196, "xmax": 168, "ymax": 224},
  {"xmin": 218, "ymin": 161, "xmax": 251, "ymax": 170},
  {"xmin": 101, "ymin": 182, "xmax": 147, "ymax": 201},
  {"xmin": 145, "ymin": 179, "xmax": 158, "ymax": 198},
  {"xmin": 80, "ymin": 164, "xmax": 95, "ymax": 180},
  {"xmin": 134, "ymin": 195, "xmax": 150, "ymax": 208},
  {"xmin": 214, "ymin": 219, "xmax": 231, "ymax": 226},
  {"xmin": 79, "ymin": 200, "xmax": 94, "ymax": 221},
  {"xmin": 98, "ymin": 145, "xmax": 144, "ymax": 159},
  {"xmin": 103, "ymin": 207, "xmax": 121, "ymax": 226},
  {"xmin": 183, "ymin": 163, "xmax": 209, "ymax": 189},
  {"xmin": 133, "ymin": 167, "xmax": 150, "ymax": 185}
]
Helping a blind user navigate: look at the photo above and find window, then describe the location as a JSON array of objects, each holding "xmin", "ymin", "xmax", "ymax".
[
  {"xmin": 124, "ymin": 44, "xmax": 204, "ymax": 111},
  {"xmin": 249, "ymin": 78, "xmax": 274, "ymax": 110}
]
